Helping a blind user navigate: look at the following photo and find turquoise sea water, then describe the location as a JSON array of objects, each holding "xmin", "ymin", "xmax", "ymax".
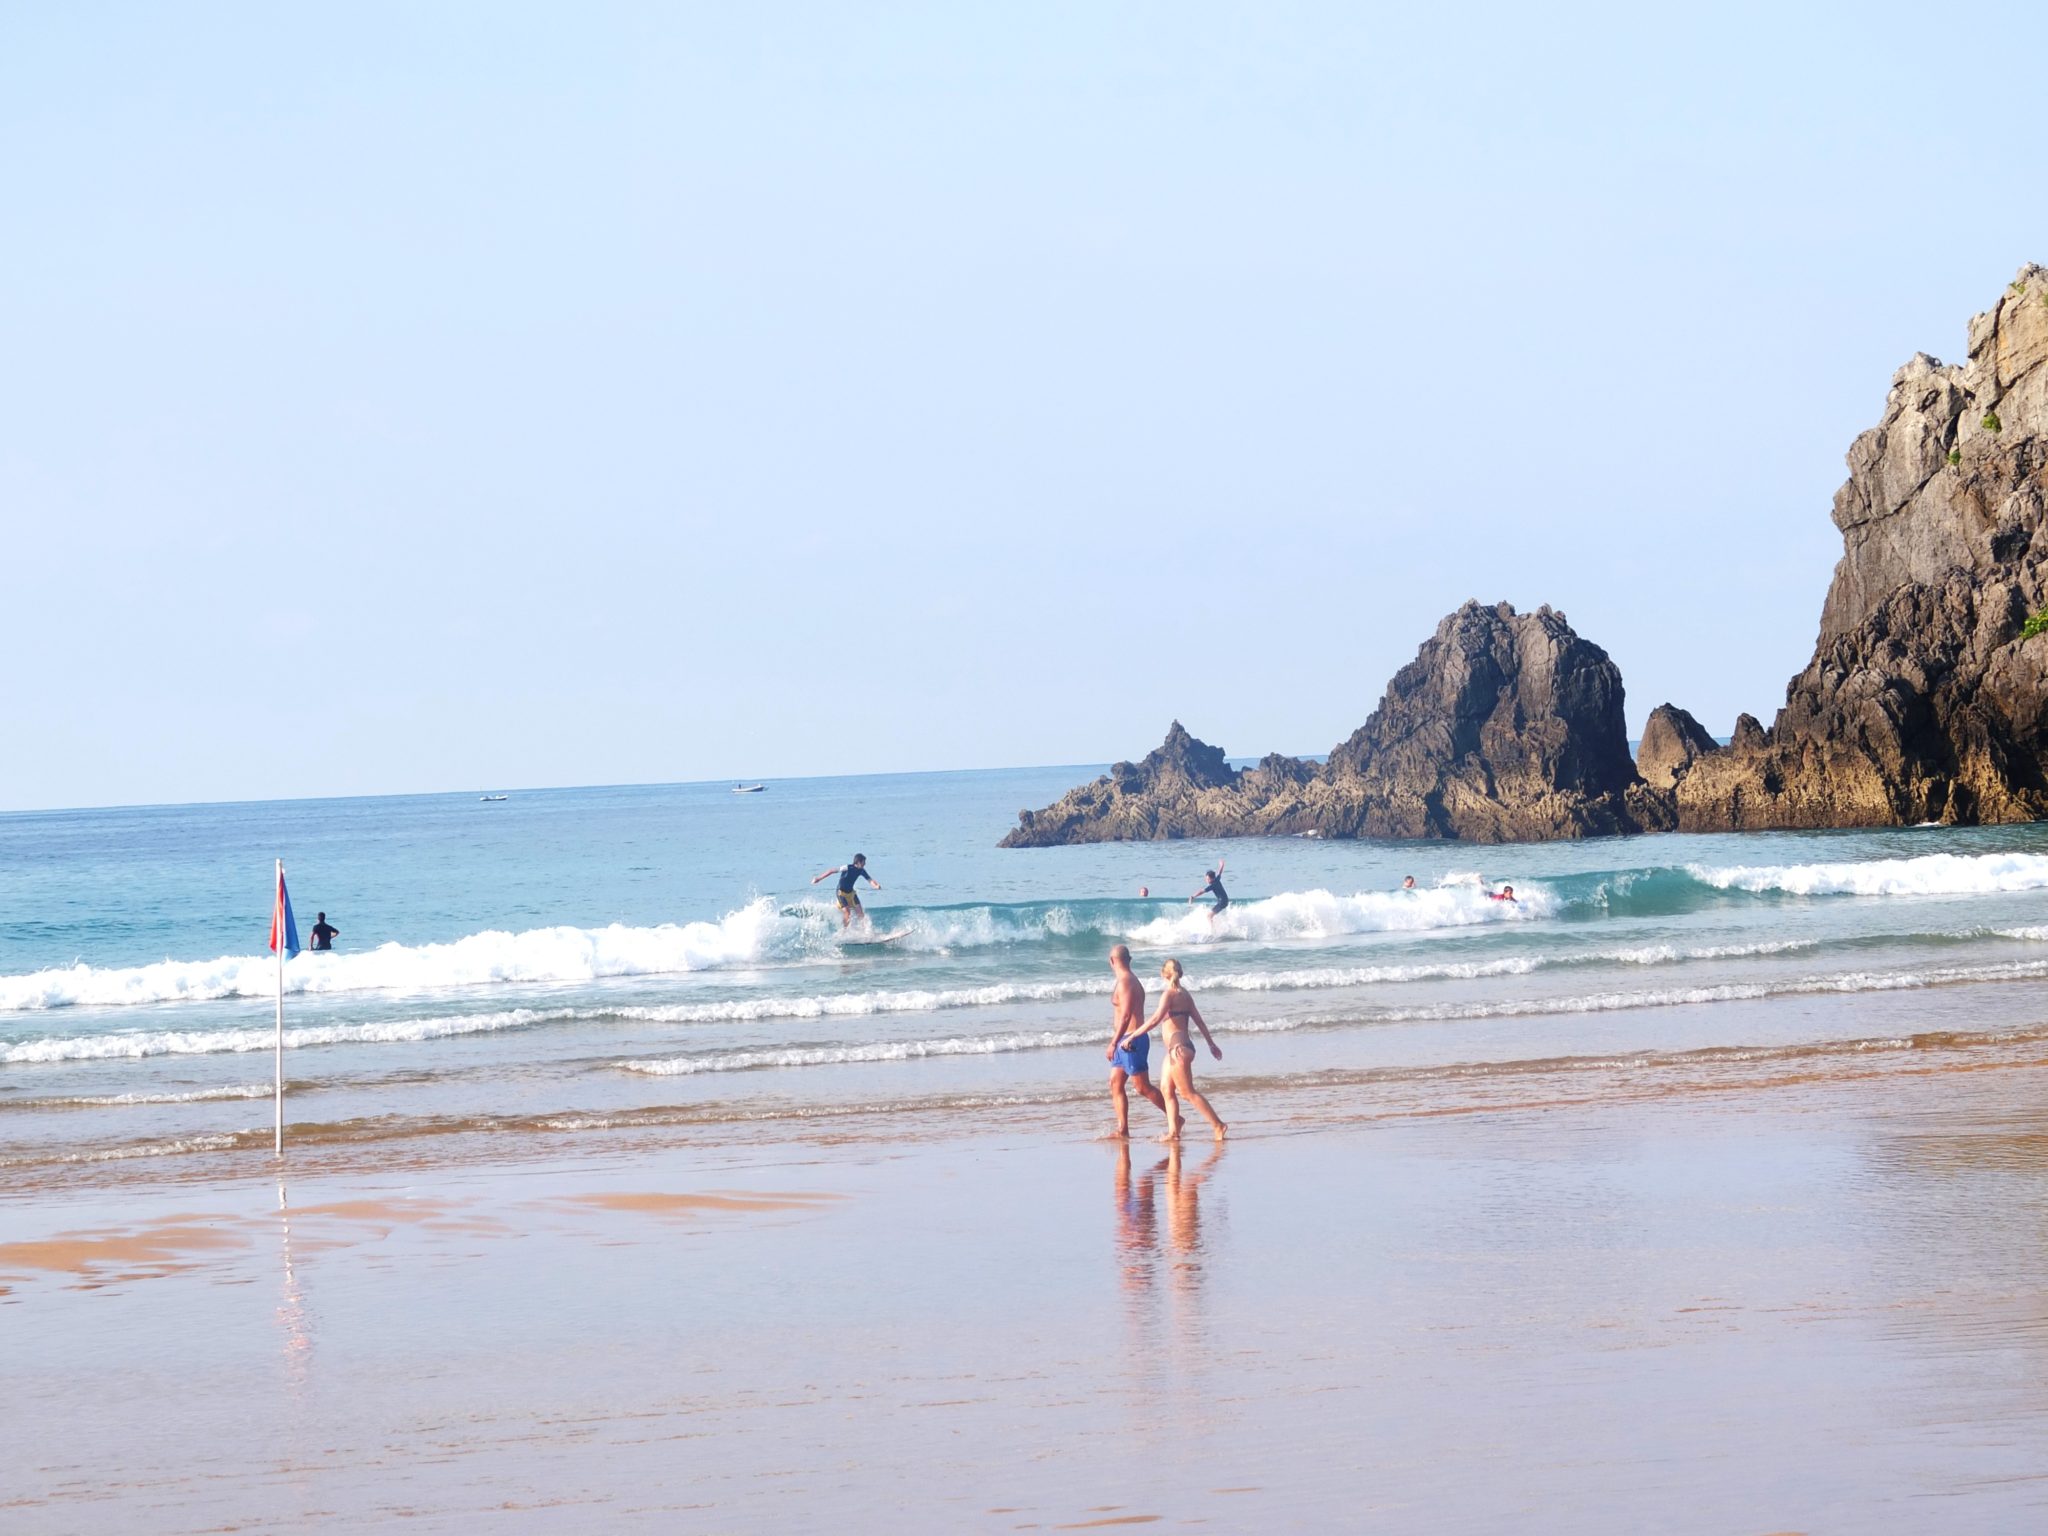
[{"xmin": 7, "ymin": 766, "xmax": 2048, "ymax": 1186}]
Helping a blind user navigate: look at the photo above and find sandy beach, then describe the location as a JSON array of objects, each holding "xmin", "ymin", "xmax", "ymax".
[{"xmin": 8, "ymin": 1044, "xmax": 2047, "ymax": 1534}]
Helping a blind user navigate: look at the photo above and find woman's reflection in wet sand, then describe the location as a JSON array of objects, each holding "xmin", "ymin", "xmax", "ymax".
[{"xmin": 1162, "ymin": 1142, "xmax": 1223, "ymax": 1315}]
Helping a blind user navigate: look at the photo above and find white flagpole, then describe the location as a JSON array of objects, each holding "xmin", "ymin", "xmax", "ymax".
[{"xmin": 275, "ymin": 858, "xmax": 285, "ymax": 1157}]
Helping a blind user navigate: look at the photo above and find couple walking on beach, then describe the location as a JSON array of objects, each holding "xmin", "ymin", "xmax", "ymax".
[{"xmin": 1104, "ymin": 945, "xmax": 1226, "ymax": 1141}]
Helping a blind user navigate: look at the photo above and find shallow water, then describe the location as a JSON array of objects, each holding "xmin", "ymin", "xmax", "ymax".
[{"xmin": 7, "ymin": 767, "xmax": 2048, "ymax": 1185}]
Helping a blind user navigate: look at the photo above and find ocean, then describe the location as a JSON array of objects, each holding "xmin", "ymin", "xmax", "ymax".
[{"xmin": 7, "ymin": 765, "xmax": 2048, "ymax": 1188}]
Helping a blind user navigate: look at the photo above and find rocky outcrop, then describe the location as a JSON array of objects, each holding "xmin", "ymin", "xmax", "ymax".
[
  {"xmin": 1001, "ymin": 602, "xmax": 1671, "ymax": 846},
  {"xmin": 1668, "ymin": 264, "xmax": 2048, "ymax": 830},
  {"xmin": 1005, "ymin": 263, "xmax": 2048, "ymax": 847},
  {"xmin": 1637, "ymin": 704, "xmax": 1720, "ymax": 790}
]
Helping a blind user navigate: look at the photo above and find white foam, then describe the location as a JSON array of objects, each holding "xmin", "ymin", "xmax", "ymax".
[
  {"xmin": 614, "ymin": 957, "xmax": 2048, "ymax": 1075},
  {"xmin": 0, "ymin": 901, "xmax": 802, "ymax": 1013},
  {"xmin": 619, "ymin": 1029, "xmax": 1098, "ymax": 1075},
  {"xmin": 6, "ymin": 1084, "xmax": 275, "ymax": 1109},
  {"xmin": 1127, "ymin": 884, "xmax": 1547, "ymax": 946},
  {"xmin": 3, "ymin": 1008, "xmax": 550, "ymax": 1064},
  {"xmin": 1691, "ymin": 850, "xmax": 2048, "ymax": 898}
]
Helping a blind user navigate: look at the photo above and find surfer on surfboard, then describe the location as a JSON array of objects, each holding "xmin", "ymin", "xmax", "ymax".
[
  {"xmin": 812, "ymin": 853, "xmax": 881, "ymax": 929},
  {"xmin": 1190, "ymin": 858, "xmax": 1229, "ymax": 925}
]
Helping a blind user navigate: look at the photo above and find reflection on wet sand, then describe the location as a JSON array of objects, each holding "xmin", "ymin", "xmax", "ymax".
[
  {"xmin": 1162, "ymin": 1144, "xmax": 1222, "ymax": 1311},
  {"xmin": 1112, "ymin": 1141, "xmax": 1224, "ymax": 1374},
  {"xmin": 276, "ymin": 1180, "xmax": 312, "ymax": 1398}
]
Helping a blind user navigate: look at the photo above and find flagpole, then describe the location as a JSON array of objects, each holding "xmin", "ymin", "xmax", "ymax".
[{"xmin": 275, "ymin": 858, "xmax": 285, "ymax": 1157}]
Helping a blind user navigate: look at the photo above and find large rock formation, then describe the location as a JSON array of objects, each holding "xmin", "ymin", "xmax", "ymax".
[
  {"xmin": 1005, "ymin": 263, "xmax": 2048, "ymax": 848},
  {"xmin": 1002, "ymin": 602, "xmax": 1671, "ymax": 846},
  {"xmin": 1669, "ymin": 263, "xmax": 2048, "ymax": 829}
]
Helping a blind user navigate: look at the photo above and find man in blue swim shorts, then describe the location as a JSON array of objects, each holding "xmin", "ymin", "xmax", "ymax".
[{"xmin": 1104, "ymin": 944, "xmax": 1166, "ymax": 1137}]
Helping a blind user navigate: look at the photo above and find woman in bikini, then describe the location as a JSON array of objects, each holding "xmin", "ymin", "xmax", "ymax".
[{"xmin": 1119, "ymin": 957, "xmax": 1226, "ymax": 1142}]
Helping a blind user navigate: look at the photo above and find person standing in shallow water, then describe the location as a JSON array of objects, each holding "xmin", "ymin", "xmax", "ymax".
[
  {"xmin": 1104, "ymin": 944, "xmax": 1166, "ymax": 1138},
  {"xmin": 309, "ymin": 912, "xmax": 339, "ymax": 951},
  {"xmin": 1117, "ymin": 957, "xmax": 1226, "ymax": 1142}
]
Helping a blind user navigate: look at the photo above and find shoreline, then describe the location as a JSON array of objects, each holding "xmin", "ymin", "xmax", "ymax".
[{"xmin": 8, "ymin": 1049, "xmax": 2048, "ymax": 1531}]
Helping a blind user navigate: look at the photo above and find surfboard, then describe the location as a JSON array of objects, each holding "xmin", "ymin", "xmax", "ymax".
[{"xmin": 842, "ymin": 929, "xmax": 911, "ymax": 947}]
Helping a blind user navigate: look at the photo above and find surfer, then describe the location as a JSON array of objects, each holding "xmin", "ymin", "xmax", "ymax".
[
  {"xmin": 309, "ymin": 912, "xmax": 339, "ymax": 952},
  {"xmin": 1189, "ymin": 859, "xmax": 1229, "ymax": 925},
  {"xmin": 1120, "ymin": 958, "xmax": 1226, "ymax": 1141},
  {"xmin": 1103, "ymin": 945, "xmax": 1166, "ymax": 1138},
  {"xmin": 1402, "ymin": 876, "xmax": 1417, "ymax": 890},
  {"xmin": 811, "ymin": 854, "xmax": 881, "ymax": 929},
  {"xmin": 1489, "ymin": 883, "xmax": 1517, "ymax": 903}
]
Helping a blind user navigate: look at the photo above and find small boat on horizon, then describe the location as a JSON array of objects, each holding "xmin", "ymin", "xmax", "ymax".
[
  {"xmin": 480, "ymin": 794, "xmax": 509, "ymax": 802},
  {"xmin": 731, "ymin": 783, "xmax": 766, "ymax": 794}
]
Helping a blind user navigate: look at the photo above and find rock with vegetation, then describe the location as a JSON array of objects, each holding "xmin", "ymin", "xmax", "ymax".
[
  {"xmin": 1668, "ymin": 263, "xmax": 2048, "ymax": 829},
  {"xmin": 1005, "ymin": 263, "xmax": 2048, "ymax": 847}
]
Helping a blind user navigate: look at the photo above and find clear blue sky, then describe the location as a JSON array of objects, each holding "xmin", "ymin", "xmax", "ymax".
[{"xmin": 2, "ymin": 3, "xmax": 2040, "ymax": 811}]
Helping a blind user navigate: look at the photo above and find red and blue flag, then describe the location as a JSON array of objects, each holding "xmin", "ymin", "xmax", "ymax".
[{"xmin": 269, "ymin": 867, "xmax": 300, "ymax": 958}]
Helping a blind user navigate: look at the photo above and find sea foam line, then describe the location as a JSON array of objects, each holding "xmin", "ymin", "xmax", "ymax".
[
  {"xmin": 1690, "ymin": 849, "xmax": 2048, "ymax": 898},
  {"xmin": 0, "ymin": 939, "xmax": 1823, "ymax": 1062},
  {"xmin": 611, "ymin": 958, "xmax": 2048, "ymax": 1076}
]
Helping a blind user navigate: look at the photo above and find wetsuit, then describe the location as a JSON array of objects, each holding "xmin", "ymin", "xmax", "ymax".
[
  {"xmin": 310, "ymin": 921, "xmax": 338, "ymax": 951},
  {"xmin": 836, "ymin": 865, "xmax": 875, "ymax": 913},
  {"xmin": 1201, "ymin": 875, "xmax": 1229, "ymax": 914}
]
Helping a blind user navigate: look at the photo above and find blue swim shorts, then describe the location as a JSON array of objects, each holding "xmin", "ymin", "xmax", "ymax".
[{"xmin": 1111, "ymin": 1033, "xmax": 1151, "ymax": 1077}]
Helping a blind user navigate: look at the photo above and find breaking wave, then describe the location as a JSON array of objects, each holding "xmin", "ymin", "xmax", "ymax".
[
  {"xmin": 10, "ymin": 849, "xmax": 2048, "ymax": 1017},
  {"xmin": 0, "ymin": 884, "xmax": 1542, "ymax": 1013},
  {"xmin": 1689, "ymin": 850, "xmax": 2048, "ymax": 898}
]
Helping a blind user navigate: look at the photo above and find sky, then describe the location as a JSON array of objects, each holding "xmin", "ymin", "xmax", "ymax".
[{"xmin": 2, "ymin": 2, "xmax": 2042, "ymax": 811}]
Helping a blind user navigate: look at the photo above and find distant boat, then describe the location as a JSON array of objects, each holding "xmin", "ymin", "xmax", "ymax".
[
  {"xmin": 479, "ymin": 794, "xmax": 509, "ymax": 802},
  {"xmin": 731, "ymin": 783, "xmax": 766, "ymax": 794}
]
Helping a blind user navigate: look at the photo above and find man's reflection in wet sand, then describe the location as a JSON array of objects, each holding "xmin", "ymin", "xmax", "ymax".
[{"xmin": 1115, "ymin": 1141, "xmax": 1160, "ymax": 1294}]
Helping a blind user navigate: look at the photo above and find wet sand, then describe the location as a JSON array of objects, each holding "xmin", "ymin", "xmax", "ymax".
[{"xmin": 6, "ymin": 1061, "xmax": 2048, "ymax": 1533}]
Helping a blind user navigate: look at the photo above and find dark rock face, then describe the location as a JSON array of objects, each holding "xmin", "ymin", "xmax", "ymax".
[
  {"xmin": 1637, "ymin": 704, "xmax": 1720, "ymax": 790},
  {"xmin": 1670, "ymin": 264, "xmax": 2048, "ymax": 830},
  {"xmin": 1002, "ymin": 721, "xmax": 1250, "ymax": 846},
  {"xmin": 1001, "ymin": 602, "xmax": 1667, "ymax": 846},
  {"xmin": 1005, "ymin": 263, "xmax": 2048, "ymax": 848}
]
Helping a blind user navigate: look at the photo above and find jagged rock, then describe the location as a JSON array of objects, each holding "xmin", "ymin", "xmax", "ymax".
[
  {"xmin": 1638, "ymin": 704, "xmax": 1720, "ymax": 790},
  {"xmin": 1002, "ymin": 602, "xmax": 1666, "ymax": 846},
  {"xmin": 1001, "ymin": 721, "xmax": 1249, "ymax": 846},
  {"xmin": 1677, "ymin": 263, "xmax": 2048, "ymax": 831},
  {"xmin": 1004, "ymin": 263, "xmax": 2048, "ymax": 848},
  {"xmin": 1730, "ymin": 713, "xmax": 1769, "ymax": 752}
]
